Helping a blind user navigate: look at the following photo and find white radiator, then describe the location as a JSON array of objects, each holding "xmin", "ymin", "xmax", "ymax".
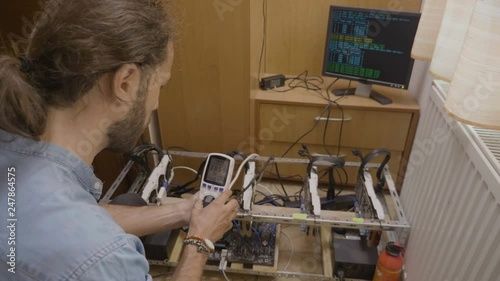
[{"xmin": 401, "ymin": 80, "xmax": 500, "ymax": 281}]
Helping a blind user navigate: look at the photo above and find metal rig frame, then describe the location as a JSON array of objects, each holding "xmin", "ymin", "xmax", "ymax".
[{"xmin": 108, "ymin": 150, "xmax": 410, "ymax": 280}]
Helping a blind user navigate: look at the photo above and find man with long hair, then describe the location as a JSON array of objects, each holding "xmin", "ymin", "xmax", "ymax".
[{"xmin": 0, "ymin": 1, "xmax": 238, "ymax": 280}]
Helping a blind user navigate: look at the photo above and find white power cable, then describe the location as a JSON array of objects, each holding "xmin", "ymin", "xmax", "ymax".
[
  {"xmin": 222, "ymin": 269, "xmax": 231, "ymax": 281},
  {"xmin": 229, "ymin": 153, "xmax": 259, "ymax": 189},
  {"xmin": 219, "ymin": 249, "xmax": 231, "ymax": 281},
  {"xmin": 169, "ymin": 166, "xmax": 199, "ymax": 185},
  {"xmin": 257, "ymin": 183, "xmax": 274, "ymax": 196},
  {"xmin": 172, "ymin": 166, "xmax": 198, "ymax": 175},
  {"xmin": 272, "ymin": 230, "xmax": 294, "ymax": 281},
  {"xmin": 281, "ymin": 231, "xmax": 294, "ymax": 272},
  {"xmin": 271, "ymin": 182, "xmax": 286, "ymax": 196}
]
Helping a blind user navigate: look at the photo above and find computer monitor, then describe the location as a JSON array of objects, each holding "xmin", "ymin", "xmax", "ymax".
[{"xmin": 322, "ymin": 6, "xmax": 421, "ymax": 105}]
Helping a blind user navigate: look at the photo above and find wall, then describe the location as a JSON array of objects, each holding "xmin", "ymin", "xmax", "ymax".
[
  {"xmin": 249, "ymin": 0, "xmax": 423, "ymax": 142},
  {"xmin": 408, "ymin": 60, "xmax": 433, "ymax": 110},
  {"xmin": 255, "ymin": 0, "xmax": 422, "ymax": 77},
  {"xmin": 160, "ymin": 0, "xmax": 423, "ymax": 154},
  {"xmin": 158, "ymin": 1, "xmax": 251, "ymax": 153},
  {"xmin": 0, "ymin": 1, "xmax": 39, "ymax": 54}
]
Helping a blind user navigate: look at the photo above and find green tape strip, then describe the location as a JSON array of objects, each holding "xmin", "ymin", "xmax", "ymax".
[
  {"xmin": 353, "ymin": 217, "xmax": 365, "ymax": 223},
  {"xmin": 292, "ymin": 213, "xmax": 308, "ymax": 220}
]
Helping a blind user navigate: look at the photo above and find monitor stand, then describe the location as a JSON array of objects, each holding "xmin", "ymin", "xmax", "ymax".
[{"xmin": 332, "ymin": 82, "xmax": 392, "ymax": 105}]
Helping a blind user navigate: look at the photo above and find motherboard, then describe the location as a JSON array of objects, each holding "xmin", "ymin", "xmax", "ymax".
[{"xmin": 208, "ymin": 222, "xmax": 277, "ymax": 266}]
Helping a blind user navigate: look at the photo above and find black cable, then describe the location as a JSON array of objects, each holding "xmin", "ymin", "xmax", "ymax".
[
  {"xmin": 342, "ymin": 167, "xmax": 348, "ymax": 185},
  {"xmin": 277, "ymin": 102, "xmax": 334, "ymax": 197},
  {"xmin": 327, "ymin": 167, "xmax": 336, "ymax": 200},
  {"xmin": 316, "ymin": 168, "xmax": 346, "ymax": 192},
  {"xmin": 289, "ymin": 70, "xmax": 324, "ymax": 83},
  {"xmin": 322, "ymin": 102, "xmax": 334, "ymax": 156},
  {"xmin": 326, "ymin": 78, "xmax": 340, "ymax": 96},
  {"xmin": 274, "ymin": 164, "xmax": 289, "ymax": 198},
  {"xmin": 320, "ymin": 98, "xmax": 346, "ymax": 200},
  {"xmin": 271, "ymin": 70, "xmax": 324, "ymax": 94},
  {"xmin": 335, "ymin": 186, "xmax": 345, "ymax": 198},
  {"xmin": 269, "ymin": 76, "xmax": 348, "ymax": 199},
  {"xmin": 333, "ymin": 100, "xmax": 345, "ymax": 156},
  {"xmin": 168, "ymin": 160, "xmax": 206, "ymax": 197},
  {"xmin": 315, "ymin": 93, "xmax": 347, "ymax": 201},
  {"xmin": 167, "ymin": 146, "xmax": 191, "ymax": 152},
  {"xmin": 280, "ymin": 103, "xmax": 332, "ymax": 158},
  {"xmin": 288, "ymin": 71, "xmax": 323, "ymax": 90},
  {"xmin": 319, "ymin": 77, "xmax": 343, "ymax": 159},
  {"xmin": 320, "ymin": 95, "xmax": 346, "ymax": 160},
  {"xmin": 335, "ymin": 168, "xmax": 343, "ymax": 187},
  {"xmin": 316, "ymin": 78, "xmax": 339, "ymax": 102},
  {"xmin": 234, "ymin": 156, "xmax": 274, "ymax": 202},
  {"xmin": 298, "ymin": 182, "xmax": 304, "ymax": 207},
  {"xmin": 318, "ymin": 168, "xmax": 330, "ymax": 180},
  {"xmin": 254, "ymin": 193, "xmax": 289, "ymax": 206},
  {"xmin": 257, "ymin": 0, "xmax": 268, "ymax": 83},
  {"xmin": 335, "ymin": 168, "xmax": 349, "ymax": 197},
  {"xmin": 263, "ymin": 171, "xmax": 304, "ymax": 182},
  {"xmin": 129, "ymin": 144, "xmax": 165, "ymax": 174}
]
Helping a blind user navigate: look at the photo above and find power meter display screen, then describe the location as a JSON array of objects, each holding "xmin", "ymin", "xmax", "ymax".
[{"xmin": 204, "ymin": 156, "xmax": 231, "ymax": 186}]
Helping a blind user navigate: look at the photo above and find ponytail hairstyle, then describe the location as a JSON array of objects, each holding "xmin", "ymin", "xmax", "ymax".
[
  {"xmin": 0, "ymin": 0, "xmax": 174, "ymax": 139},
  {"xmin": 0, "ymin": 56, "xmax": 46, "ymax": 137}
]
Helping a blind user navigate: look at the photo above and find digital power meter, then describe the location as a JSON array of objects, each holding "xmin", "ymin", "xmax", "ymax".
[{"xmin": 199, "ymin": 153, "xmax": 235, "ymax": 207}]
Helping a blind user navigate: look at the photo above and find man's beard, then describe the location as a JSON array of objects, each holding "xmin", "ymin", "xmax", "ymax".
[{"xmin": 106, "ymin": 91, "xmax": 148, "ymax": 153}]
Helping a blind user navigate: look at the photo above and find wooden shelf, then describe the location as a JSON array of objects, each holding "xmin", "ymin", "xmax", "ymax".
[
  {"xmin": 252, "ymin": 75, "xmax": 419, "ymax": 113},
  {"xmin": 251, "ymin": 75, "xmax": 420, "ymax": 190}
]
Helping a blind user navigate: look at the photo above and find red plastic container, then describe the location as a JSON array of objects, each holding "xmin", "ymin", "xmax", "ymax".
[{"xmin": 372, "ymin": 242, "xmax": 404, "ymax": 281}]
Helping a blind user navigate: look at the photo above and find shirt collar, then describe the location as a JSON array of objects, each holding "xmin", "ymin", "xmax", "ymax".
[{"xmin": 0, "ymin": 129, "xmax": 103, "ymax": 200}]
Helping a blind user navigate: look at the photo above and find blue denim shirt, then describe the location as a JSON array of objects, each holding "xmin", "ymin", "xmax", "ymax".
[{"xmin": 0, "ymin": 129, "xmax": 152, "ymax": 281}]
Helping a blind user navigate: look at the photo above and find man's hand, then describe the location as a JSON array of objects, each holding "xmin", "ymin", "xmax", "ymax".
[
  {"xmin": 187, "ymin": 189, "xmax": 238, "ymax": 242},
  {"xmin": 178, "ymin": 193, "xmax": 197, "ymax": 226}
]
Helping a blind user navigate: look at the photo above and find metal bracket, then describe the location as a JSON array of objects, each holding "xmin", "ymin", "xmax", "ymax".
[
  {"xmin": 140, "ymin": 155, "xmax": 171, "ymax": 204},
  {"xmin": 242, "ymin": 162, "xmax": 256, "ymax": 211},
  {"xmin": 308, "ymin": 166, "xmax": 321, "ymax": 216}
]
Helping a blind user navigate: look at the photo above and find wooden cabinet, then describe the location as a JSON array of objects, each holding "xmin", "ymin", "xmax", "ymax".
[{"xmin": 252, "ymin": 79, "xmax": 420, "ymax": 190}]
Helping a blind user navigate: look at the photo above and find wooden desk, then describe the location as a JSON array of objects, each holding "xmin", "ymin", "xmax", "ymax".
[{"xmin": 151, "ymin": 225, "xmax": 329, "ymax": 281}]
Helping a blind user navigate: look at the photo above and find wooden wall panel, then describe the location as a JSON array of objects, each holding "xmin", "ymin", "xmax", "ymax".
[
  {"xmin": 158, "ymin": 1, "xmax": 251, "ymax": 153},
  {"xmin": 261, "ymin": 0, "xmax": 422, "ymax": 76},
  {"xmin": 0, "ymin": 0, "xmax": 39, "ymax": 54}
]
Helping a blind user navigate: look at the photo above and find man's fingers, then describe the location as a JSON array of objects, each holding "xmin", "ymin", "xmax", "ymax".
[
  {"xmin": 193, "ymin": 196, "xmax": 203, "ymax": 210},
  {"xmin": 216, "ymin": 189, "xmax": 233, "ymax": 202},
  {"xmin": 225, "ymin": 198, "xmax": 239, "ymax": 211},
  {"xmin": 229, "ymin": 210, "xmax": 238, "ymax": 221}
]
